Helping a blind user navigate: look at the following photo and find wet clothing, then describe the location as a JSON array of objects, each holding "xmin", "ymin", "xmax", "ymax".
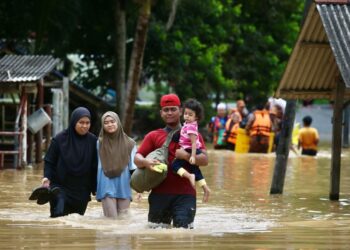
[
  {"xmin": 50, "ymin": 188, "xmax": 88, "ymax": 218},
  {"xmin": 301, "ymin": 148, "xmax": 317, "ymax": 156},
  {"xmin": 44, "ymin": 107, "xmax": 98, "ymax": 218},
  {"xmin": 209, "ymin": 116, "xmax": 227, "ymax": 149},
  {"xmin": 44, "ymin": 136, "xmax": 98, "ymax": 217},
  {"xmin": 224, "ymin": 118, "xmax": 239, "ymax": 151},
  {"xmin": 148, "ymin": 193, "xmax": 196, "ymax": 229},
  {"xmin": 137, "ymin": 128, "xmax": 206, "ymax": 228},
  {"xmin": 55, "ymin": 107, "xmax": 97, "ymax": 176},
  {"xmin": 96, "ymin": 144, "xmax": 137, "ymax": 201},
  {"xmin": 247, "ymin": 110, "xmax": 271, "ymax": 153},
  {"xmin": 98, "ymin": 111, "xmax": 135, "ymax": 178},
  {"xmin": 299, "ymin": 127, "xmax": 319, "ymax": 156},
  {"xmin": 250, "ymin": 110, "xmax": 271, "ymax": 137},
  {"xmin": 249, "ymin": 135, "xmax": 270, "ymax": 153},
  {"xmin": 97, "ymin": 111, "xmax": 136, "ymax": 218}
]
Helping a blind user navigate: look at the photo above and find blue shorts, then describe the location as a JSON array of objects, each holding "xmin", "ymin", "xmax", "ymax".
[{"xmin": 148, "ymin": 193, "xmax": 196, "ymax": 228}]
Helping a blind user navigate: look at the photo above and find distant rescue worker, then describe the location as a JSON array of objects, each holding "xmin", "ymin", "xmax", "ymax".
[
  {"xmin": 232, "ymin": 100, "xmax": 249, "ymax": 128},
  {"xmin": 224, "ymin": 112, "xmax": 240, "ymax": 151},
  {"xmin": 246, "ymin": 103, "xmax": 272, "ymax": 153},
  {"xmin": 208, "ymin": 103, "xmax": 228, "ymax": 149}
]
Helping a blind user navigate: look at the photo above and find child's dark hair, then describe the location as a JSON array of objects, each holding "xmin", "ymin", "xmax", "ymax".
[
  {"xmin": 302, "ymin": 115, "xmax": 313, "ymax": 126},
  {"xmin": 183, "ymin": 98, "xmax": 204, "ymax": 122}
]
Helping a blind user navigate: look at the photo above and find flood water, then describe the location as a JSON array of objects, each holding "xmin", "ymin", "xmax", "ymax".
[{"xmin": 1, "ymin": 146, "xmax": 350, "ymax": 249}]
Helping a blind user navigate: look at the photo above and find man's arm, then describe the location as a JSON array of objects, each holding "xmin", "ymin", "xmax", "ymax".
[{"xmin": 134, "ymin": 153, "xmax": 160, "ymax": 171}]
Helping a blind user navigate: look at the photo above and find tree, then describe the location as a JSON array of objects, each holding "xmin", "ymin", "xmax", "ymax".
[
  {"xmin": 227, "ymin": 0, "xmax": 305, "ymax": 104},
  {"xmin": 115, "ymin": 0, "xmax": 127, "ymax": 120},
  {"xmin": 0, "ymin": 0, "xmax": 305, "ymax": 131},
  {"xmin": 123, "ymin": 0, "xmax": 152, "ymax": 134}
]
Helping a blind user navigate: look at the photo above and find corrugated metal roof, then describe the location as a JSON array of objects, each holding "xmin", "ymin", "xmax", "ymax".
[
  {"xmin": 318, "ymin": 3, "xmax": 350, "ymax": 88},
  {"xmin": 315, "ymin": 0, "xmax": 350, "ymax": 4},
  {"xmin": 275, "ymin": 1, "xmax": 350, "ymax": 100},
  {"xmin": 0, "ymin": 55, "xmax": 59, "ymax": 83}
]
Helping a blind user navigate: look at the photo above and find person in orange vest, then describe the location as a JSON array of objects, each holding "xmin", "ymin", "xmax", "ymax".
[
  {"xmin": 245, "ymin": 103, "xmax": 272, "ymax": 153},
  {"xmin": 224, "ymin": 112, "xmax": 240, "ymax": 150},
  {"xmin": 298, "ymin": 115, "xmax": 319, "ymax": 156},
  {"xmin": 208, "ymin": 103, "xmax": 228, "ymax": 149},
  {"xmin": 224, "ymin": 99, "xmax": 250, "ymax": 151}
]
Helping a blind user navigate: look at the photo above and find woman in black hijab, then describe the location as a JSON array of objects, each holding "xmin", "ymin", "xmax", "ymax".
[{"xmin": 41, "ymin": 107, "xmax": 98, "ymax": 217}]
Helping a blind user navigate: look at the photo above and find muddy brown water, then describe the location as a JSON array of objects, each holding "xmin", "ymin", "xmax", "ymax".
[{"xmin": 1, "ymin": 146, "xmax": 350, "ymax": 249}]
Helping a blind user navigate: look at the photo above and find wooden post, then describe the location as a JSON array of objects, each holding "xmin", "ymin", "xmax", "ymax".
[
  {"xmin": 20, "ymin": 89, "xmax": 27, "ymax": 168},
  {"xmin": 35, "ymin": 79, "xmax": 44, "ymax": 163},
  {"xmin": 343, "ymin": 104, "xmax": 349, "ymax": 148},
  {"xmin": 270, "ymin": 100, "xmax": 296, "ymax": 194},
  {"xmin": 330, "ymin": 80, "xmax": 345, "ymax": 200},
  {"xmin": 27, "ymin": 94, "xmax": 33, "ymax": 164},
  {"xmin": 44, "ymin": 104, "xmax": 52, "ymax": 150},
  {"xmin": 62, "ymin": 77, "xmax": 69, "ymax": 129},
  {"xmin": 51, "ymin": 89, "xmax": 64, "ymax": 136}
]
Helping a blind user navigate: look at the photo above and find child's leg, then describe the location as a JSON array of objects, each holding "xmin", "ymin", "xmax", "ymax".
[
  {"xmin": 179, "ymin": 169, "xmax": 195, "ymax": 187},
  {"xmin": 191, "ymin": 165, "xmax": 211, "ymax": 202},
  {"xmin": 172, "ymin": 159, "xmax": 195, "ymax": 187}
]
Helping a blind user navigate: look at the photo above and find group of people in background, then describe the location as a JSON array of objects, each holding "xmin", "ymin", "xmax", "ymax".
[{"xmin": 208, "ymin": 98, "xmax": 319, "ymax": 156}]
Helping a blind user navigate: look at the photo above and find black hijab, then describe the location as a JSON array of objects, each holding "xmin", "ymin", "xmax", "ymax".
[{"xmin": 55, "ymin": 107, "xmax": 97, "ymax": 175}]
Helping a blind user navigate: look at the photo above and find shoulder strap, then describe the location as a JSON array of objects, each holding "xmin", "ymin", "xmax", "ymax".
[
  {"xmin": 156, "ymin": 128, "xmax": 180, "ymax": 165},
  {"xmin": 163, "ymin": 128, "xmax": 180, "ymax": 148}
]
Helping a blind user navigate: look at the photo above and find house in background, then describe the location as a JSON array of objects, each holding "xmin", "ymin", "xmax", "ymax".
[
  {"xmin": 0, "ymin": 55, "xmax": 65, "ymax": 169},
  {"xmin": 274, "ymin": 0, "xmax": 350, "ymax": 200}
]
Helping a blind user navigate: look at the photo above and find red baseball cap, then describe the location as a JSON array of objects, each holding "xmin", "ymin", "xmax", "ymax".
[{"xmin": 160, "ymin": 94, "xmax": 181, "ymax": 107}]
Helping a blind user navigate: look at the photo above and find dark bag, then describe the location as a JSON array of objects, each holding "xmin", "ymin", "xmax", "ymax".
[{"xmin": 130, "ymin": 129, "xmax": 179, "ymax": 193}]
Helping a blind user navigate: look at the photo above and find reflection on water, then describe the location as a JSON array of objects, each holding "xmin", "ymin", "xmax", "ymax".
[{"xmin": 1, "ymin": 146, "xmax": 350, "ymax": 249}]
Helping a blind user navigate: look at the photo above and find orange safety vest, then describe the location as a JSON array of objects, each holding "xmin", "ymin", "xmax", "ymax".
[
  {"xmin": 250, "ymin": 110, "xmax": 271, "ymax": 137},
  {"xmin": 224, "ymin": 119, "xmax": 239, "ymax": 144}
]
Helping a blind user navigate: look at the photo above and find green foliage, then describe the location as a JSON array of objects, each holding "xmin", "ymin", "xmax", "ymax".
[
  {"xmin": 227, "ymin": 0, "xmax": 305, "ymax": 105},
  {"xmin": 145, "ymin": 0, "xmax": 304, "ymax": 118},
  {"xmin": 0, "ymin": 0, "xmax": 305, "ymax": 125}
]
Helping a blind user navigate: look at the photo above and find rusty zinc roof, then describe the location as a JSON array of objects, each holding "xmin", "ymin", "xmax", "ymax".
[
  {"xmin": 275, "ymin": 0, "xmax": 350, "ymax": 100},
  {"xmin": 0, "ymin": 55, "xmax": 59, "ymax": 83}
]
